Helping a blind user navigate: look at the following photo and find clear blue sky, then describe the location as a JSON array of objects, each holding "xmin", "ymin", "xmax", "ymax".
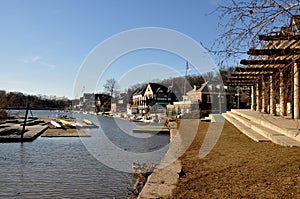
[{"xmin": 0, "ymin": 0, "xmax": 222, "ymax": 99}]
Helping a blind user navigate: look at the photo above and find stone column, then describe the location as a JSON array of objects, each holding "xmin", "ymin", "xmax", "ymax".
[
  {"xmin": 280, "ymin": 71, "xmax": 287, "ymax": 116},
  {"xmin": 269, "ymin": 74, "xmax": 276, "ymax": 115},
  {"xmin": 256, "ymin": 81, "xmax": 262, "ymax": 112},
  {"xmin": 251, "ymin": 85, "xmax": 256, "ymax": 111},
  {"xmin": 262, "ymin": 76, "xmax": 269, "ymax": 113},
  {"xmin": 294, "ymin": 62, "xmax": 300, "ymax": 119}
]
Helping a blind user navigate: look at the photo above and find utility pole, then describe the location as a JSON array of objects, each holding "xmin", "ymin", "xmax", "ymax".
[
  {"xmin": 183, "ymin": 61, "xmax": 189, "ymax": 101},
  {"xmin": 218, "ymin": 92, "xmax": 221, "ymax": 114}
]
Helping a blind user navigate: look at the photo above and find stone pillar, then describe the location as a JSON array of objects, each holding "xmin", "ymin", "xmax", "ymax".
[
  {"xmin": 251, "ymin": 85, "xmax": 256, "ymax": 111},
  {"xmin": 261, "ymin": 76, "xmax": 269, "ymax": 113},
  {"xmin": 294, "ymin": 62, "xmax": 300, "ymax": 119},
  {"xmin": 256, "ymin": 81, "xmax": 262, "ymax": 112},
  {"xmin": 269, "ymin": 74, "xmax": 276, "ymax": 115},
  {"xmin": 280, "ymin": 71, "xmax": 287, "ymax": 116}
]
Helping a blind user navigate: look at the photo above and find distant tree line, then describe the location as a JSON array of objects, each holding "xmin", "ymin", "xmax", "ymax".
[
  {"xmin": 0, "ymin": 90, "xmax": 71, "ymax": 110},
  {"xmin": 1, "ymin": 68, "xmax": 233, "ymax": 112}
]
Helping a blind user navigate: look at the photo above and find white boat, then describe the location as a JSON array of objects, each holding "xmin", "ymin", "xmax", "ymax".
[
  {"xmin": 140, "ymin": 115, "xmax": 159, "ymax": 123},
  {"xmin": 50, "ymin": 120, "xmax": 61, "ymax": 128},
  {"xmin": 70, "ymin": 122, "xmax": 83, "ymax": 128}
]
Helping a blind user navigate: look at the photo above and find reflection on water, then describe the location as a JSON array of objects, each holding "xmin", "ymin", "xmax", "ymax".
[{"xmin": 0, "ymin": 110, "xmax": 169, "ymax": 198}]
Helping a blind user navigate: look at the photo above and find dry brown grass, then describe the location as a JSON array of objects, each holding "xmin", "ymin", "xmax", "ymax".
[{"xmin": 172, "ymin": 121, "xmax": 300, "ymax": 198}]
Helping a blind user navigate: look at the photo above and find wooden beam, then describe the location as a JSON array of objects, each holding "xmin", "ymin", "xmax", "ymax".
[
  {"xmin": 230, "ymin": 72, "xmax": 273, "ymax": 77},
  {"xmin": 225, "ymin": 82, "xmax": 254, "ymax": 86},
  {"xmin": 259, "ymin": 34, "xmax": 300, "ymax": 41},
  {"xmin": 228, "ymin": 78, "xmax": 257, "ymax": 82},
  {"xmin": 234, "ymin": 66, "xmax": 280, "ymax": 72},
  {"xmin": 247, "ymin": 48, "xmax": 300, "ymax": 56},
  {"xmin": 240, "ymin": 59, "xmax": 293, "ymax": 65},
  {"xmin": 226, "ymin": 83, "xmax": 254, "ymax": 86}
]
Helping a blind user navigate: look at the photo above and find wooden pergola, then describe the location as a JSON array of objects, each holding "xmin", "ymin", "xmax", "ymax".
[{"xmin": 226, "ymin": 16, "xmax": 300, "ymax": 118}]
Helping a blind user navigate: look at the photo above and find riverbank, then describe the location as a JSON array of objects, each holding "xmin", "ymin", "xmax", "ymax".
[{"xmin": 139, "ymin": 120, "xmax": 300, "ymax": 198}]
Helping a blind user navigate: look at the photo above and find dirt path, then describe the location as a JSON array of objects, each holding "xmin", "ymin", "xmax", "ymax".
[{"xmin": 172, "ymin": 121, "xmax": 300, "ymax": 198}]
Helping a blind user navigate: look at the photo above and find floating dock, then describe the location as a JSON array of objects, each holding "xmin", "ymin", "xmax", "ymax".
[
  {"xmin": 42, "ymin": 128, "xmax": 90, "ymax": 137},
  {"xmin": 41, "ymin": 118, "xmax": 97, "ymax": 137},
  {"xmin": 0, "ymin": 117, "xmax": 97, "ymax": 141},
  {"xmin": 0, "ymin": 122, "xmax": 48, "ymax": 142},
  {"xmin": 133, "ymin": 125, "xmax": 170, "ymax": 134}
]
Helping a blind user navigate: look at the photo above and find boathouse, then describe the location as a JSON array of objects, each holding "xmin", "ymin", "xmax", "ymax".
[
  {"xmin": 94, "ymin": 93, "xmax": 111, "ymax": 113},
  {"xmin": 169, "ymin": 82, "xmax": 235, "ymax": 116},
  {"xmin": 128, "ymin": 83, "xmax": 178, "ymax": 114}
]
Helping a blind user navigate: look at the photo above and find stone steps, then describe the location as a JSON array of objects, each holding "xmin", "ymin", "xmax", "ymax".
[
  {"xmin": 231, "ymin": 109, "xmax": 300, "ymax": 142},
  {"xmin": 222, "ymin": 113, "xmax": 270, "ymax": 142},
  {"xmin": 223, "ymin": 110, "xmax": 300, "ymax": 147}
]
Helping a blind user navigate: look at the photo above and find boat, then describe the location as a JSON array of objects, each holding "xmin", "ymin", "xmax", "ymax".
[
  {"xmin": 50, "ymin": 120, "xmax": 62, "ymax": 128},
  {"xmin": 59, "ymin": 119, "xmax": 72, "ymax": 126},
  {"xmin": 137, "ymin": 115, "xmax": 159, "ymax": 123},
  {"xmin": 70, "ymin": 122, "xmax": 83, "ymax": 128},
  {"xmin": 83, "ymin": 119, "xmax": 93, "ymax": 125}
]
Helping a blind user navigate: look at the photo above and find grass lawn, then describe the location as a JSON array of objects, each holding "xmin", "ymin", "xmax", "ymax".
[{"xmin": 172, "ymin": 121, "xmax": 300, "ymax": 198}]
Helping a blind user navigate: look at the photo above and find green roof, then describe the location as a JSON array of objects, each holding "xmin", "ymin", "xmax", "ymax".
[{"xmin": 155, "ymin": 102, "xmax": 170, "ymax": 105}]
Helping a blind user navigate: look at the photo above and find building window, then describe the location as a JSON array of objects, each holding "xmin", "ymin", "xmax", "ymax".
[
  {"xmin": 218, "ymin": 85, "xmax": 224, "ymax": 91},
  {"xmin": 220, "ymin": 96, "xmax": 225, "ymax": 103},
  {"xmin": 207, "ymin": 95, "xmax": 212, "ymax": 103}
]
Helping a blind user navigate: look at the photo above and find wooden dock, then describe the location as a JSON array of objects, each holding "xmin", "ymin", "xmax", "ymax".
[
  {"xmin": 0, "ymin": 117, "xmax": 95, "ymax": 141},
  {"xmin": 42, "ymin": 128, "xmax": 90, "ymax": 137},
  {"xmin": 133, "ymin": 125, "xmax": 170, "ymax": 134},
  {"xmin": 0, "ymin": 123, "xmax": 48, "ymax": 142}
]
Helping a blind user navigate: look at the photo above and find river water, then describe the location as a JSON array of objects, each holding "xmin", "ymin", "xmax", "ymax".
[{"xmin": 0, "ymin": 110, "xmax": 169, "ymax": 198}]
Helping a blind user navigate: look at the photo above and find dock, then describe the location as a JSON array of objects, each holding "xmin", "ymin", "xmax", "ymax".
[
  {"xmin": 0, "ymin": 117, "xmax": 97, "ymax": 141},
  {"xmin": 41, "ymin": 117, "xmax": 98, "ymax": 137},
  {"xmin": 0, "ymin": 119, "xmax": 48, "ymax": 142},
  {"xmin": 133, "ymin": 125, "xmax": 170, "ymax": 134},
  {"xmin": 42, "ymin": 128, "xmax": 90, "ymax": 137}
]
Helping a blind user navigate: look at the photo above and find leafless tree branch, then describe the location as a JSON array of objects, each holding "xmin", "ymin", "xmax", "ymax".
[{"xmin": 211, "ymin": 0, "xmax": 300, "ymax": 67}]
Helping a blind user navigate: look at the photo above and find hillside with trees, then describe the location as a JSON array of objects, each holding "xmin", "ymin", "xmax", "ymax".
[{"xmin": 0, "ymin": 90, "xmax": 71, "ymax": 110}]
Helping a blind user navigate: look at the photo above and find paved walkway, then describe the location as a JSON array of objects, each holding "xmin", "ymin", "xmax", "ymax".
[
  {"xmin": 138, "ymin": 119, "xmax": 201, "ymax": 198},
  {"xmin": 233, "ymin": 109, "xmax": 300, "ymax": 139}
]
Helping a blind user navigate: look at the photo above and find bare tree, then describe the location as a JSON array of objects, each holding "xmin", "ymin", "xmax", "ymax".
[
  {"xmin": 103, "ymin": 78, "xmax": 119, "ymax": 97},
  {"xmin": 0, "ymin": 90, "xmax": 7, "ymax": 109},
  {"xmin": 211, "ymin": 0, "xmax": 300, "ymax": 66}
]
